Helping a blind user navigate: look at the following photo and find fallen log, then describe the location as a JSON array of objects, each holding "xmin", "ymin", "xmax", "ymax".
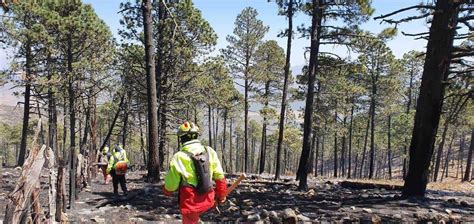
[{"xmin": 339, "ymin": 181, "xmax": 403, "ymax": 191}]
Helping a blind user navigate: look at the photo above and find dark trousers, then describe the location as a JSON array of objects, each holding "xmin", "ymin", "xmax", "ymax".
[{"xmin": 111, "ymin": 170, "xmax": 127, "ymax": 195}]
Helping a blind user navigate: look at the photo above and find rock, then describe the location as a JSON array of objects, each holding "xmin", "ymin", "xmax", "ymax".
[
  {"xmin": 342, "ymin": 216, "xmax": 352, "ymax": 222},
  {"xmin": 2, "ymin": 172, "xmax": 12, "ymax": 178},
  {"xmin": 361, "ymin": 194, "xmax": 369, "ymax": 199},
  {"xmin": 445, "ymin": 209, "xmax": 452, "ymax": 215},
  {"xmin": 241, "ymin": 210, "xmax": 256, "ymax": 216},
  {"xmin": 163, "ymin": 214, "xmax": 172, "ymax": 219},
  {"xmin": 228, "ymin": 206, "xmax": 239, "ymax": 212},
  {"xmin": 350, "ymin": 206, "xmax": 356, "ymax": 210},
  {"xmin": 393, "ymin": 214, "xmax": 402, "ymax": 219},
  {"xmin": 297, "ymin": 214, "xmax": 311, "ymax": 221},
  {"xmin": 460, "ymin": 201, "xmax": 469, "ymax": 207},
  {"xmin": 371, "ymin": 215, "xmax": 381, "ymax": 224},
  {"xmin": 269, "ymin": 211, "xmax": 281, "ymax": 223},
  {"xmin": 282, "ymin": 208, "xmax": 298, "ymax": 224},
  {"xmin": 157, "ymin": 207, "xmax": 167, "ymax": 212},
  {"xmin": 306, "ymin": 189, "xmax": 316, "ymax": 196},
  {"xmin": 447, "ymin": 198, "xmax": 456, "ymax": 203},
  {"xmin": 242, "ymin": 199, "xmax": 254, "ymax": 206},
  {"xmin": 14, "ymin": 166, "xmax": 22, "ymax": 171},
  {"xmin": 91, "ymin": 217, "xmax": 105, "ymax": 223},
  {"xmin": 362, "ymin": 208, "xmax": 373, "ymax": 214},
  {"xmin": 125, "ymin": 205, "xmax": 133, "ymax": 210},
  {"xmin": 260, "ymin": 209, "xmax": 269, "ymax": 218},
  {"xmin": 247, "ymin": 214, "xmax": 261, "ymax": 221}
]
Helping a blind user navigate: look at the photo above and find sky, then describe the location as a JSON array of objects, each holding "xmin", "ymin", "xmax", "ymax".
[
  {"xmin": 80, "ymin": 0, "xmax": 428, "ymax": 68},
  {"xmin": 0, "ymin": 0, "xmax": 429, "ymax": 106}
]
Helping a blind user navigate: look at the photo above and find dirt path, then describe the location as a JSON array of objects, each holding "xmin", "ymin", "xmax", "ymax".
[{"xmin": 2, "ymin": 169, "xmax": 474, "ymax": 223}]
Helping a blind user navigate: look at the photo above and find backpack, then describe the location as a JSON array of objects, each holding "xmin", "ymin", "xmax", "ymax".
[{"xmin": 183, "ymin": 147, "xmax": 212, "ymax": 194}]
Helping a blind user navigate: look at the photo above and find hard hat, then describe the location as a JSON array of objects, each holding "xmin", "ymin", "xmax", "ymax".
[
  {"xmin": 115, "ymin": 144, "xmax": 123, "ymax": 152},
  {"xmin": 102, "ymin": 146, "xmax": 109, "ymax": 155},
  {"xmin": 177, "ymin": 121, "xmax": 199, "ymax": 137}
]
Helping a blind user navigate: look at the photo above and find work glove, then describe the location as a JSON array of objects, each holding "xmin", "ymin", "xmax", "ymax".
[
  {"xmin": 163, "ymin": 186, "xmax": 173, "ymax": 197},
  {"xmin": 217, "ymin": 196, "xmax": 226, "ymax": 204}
]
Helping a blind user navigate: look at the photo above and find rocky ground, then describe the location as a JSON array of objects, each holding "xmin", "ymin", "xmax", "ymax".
[{"xmin": 1, "ymin": 168, "xmax": 473, "ymax": 223}]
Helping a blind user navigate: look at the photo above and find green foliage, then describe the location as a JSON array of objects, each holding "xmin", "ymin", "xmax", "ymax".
[{"xmin": 221, "ymin": 7, "xmax": 269, "ymax": 80}]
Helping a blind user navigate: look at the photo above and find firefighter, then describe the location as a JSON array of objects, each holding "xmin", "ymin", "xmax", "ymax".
[
  {"xmin": 163, "ymin": 122, "xmax": 227, "ymax": 224},
  {"xmin": 106, "ymin": 145, "xmax": 129, "ymax": 196},
  {"xmin": 100, "ymin": 146, "xmax": 111, "ymax": 184}
]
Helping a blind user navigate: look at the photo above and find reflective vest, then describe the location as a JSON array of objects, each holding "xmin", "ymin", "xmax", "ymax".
[
  {"xmin": 106, "ymin": 149, "xmax": 129, "ymax": 173},
  {"xmin": 164, "ymin": 139, "xmax": 224, "ymax": 192}
]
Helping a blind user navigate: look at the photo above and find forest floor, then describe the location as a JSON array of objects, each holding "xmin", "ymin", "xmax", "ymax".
[{"xmin": 1, "ymin": 168, "xmax": 474, "ymax": 223}]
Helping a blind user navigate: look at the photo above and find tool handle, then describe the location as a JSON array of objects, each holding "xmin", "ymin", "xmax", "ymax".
[{"xmin": 224, "ymin": 173, "xmax": 246, "ymax": 196}]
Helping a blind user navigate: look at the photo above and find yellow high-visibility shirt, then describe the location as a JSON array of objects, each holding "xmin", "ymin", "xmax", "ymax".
[
  {"xmin": 164, "ymin": 139, "xmax": 224, "ymax": 192},
  {"xmin": 106, "ymin": 150, "xmax": 129, "ymax": 174}
]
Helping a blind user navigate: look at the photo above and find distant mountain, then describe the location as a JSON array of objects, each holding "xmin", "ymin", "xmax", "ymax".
[{"xmin": 0, "ymin": 104, "xmax": 23, "ymax": 126}]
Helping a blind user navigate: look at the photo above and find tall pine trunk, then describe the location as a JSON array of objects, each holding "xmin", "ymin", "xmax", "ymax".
[
  {"xmin": 275, "ymin": 0, "xmax": 293, "ymax": 180},
  {"xmin": 142, "ymin": 0, "xmax": 160, "ymax": 182},
  {"xmin": 260, "ymin": 81, "xmax": 270, "ymax": 174},
  {"xmin": 66, "ymin": 32, "xmax": 79, "ymax": 207},
  {"xmin": 333, "ymin": 103, "xmax": 338, "ymax": 178},
  {"xmin": 297, "ymin": 0, "xmax": 323, "ymax": 190},
  {"xmin": 463, "ymin": 129, "xmax": 473, "ymax": 182},
  {"xmin": 369, "ymin": 78, "xmax": 376, "ymax": 179},
  {"xmin": 403, "ymin": 0, "xmax": 461, "ymax": 196},
  {"xmin": 229, "ymin": 118, "xmax": 234, "ymax": 173},
  {"xmin": 387, "ymin": 115, "xmax": 392, "ymax": 179},
  {"xmin": 360, "ymin": 116, "xmax": 370, "ymax": 178},
  {"xmin": 347, "ymin": 104, "xmax": 354, "ymax": 178},
  {"xmin": 433, "ymin": 121, "xmax": 449, "ymax": 182},
  {"xmin": 18, "ymin": 40, "xmax": 32, "ymax": 167}
]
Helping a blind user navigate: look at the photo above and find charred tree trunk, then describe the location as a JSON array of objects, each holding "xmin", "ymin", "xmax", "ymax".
[
  {"xmin": 369, "ymin": 78, "xmax": 376, "ymax": 179},
  {"xmin": 18, "ymin": 40, "xmax": 32, "ymax": 167},
  {"xmin": 403, "ymin": 0, "xmax": 462, "ymax": 197},
  {"xmin": 463, "ymin": 129, "xmax": 473, "ymax": 182},
  {"xmin": 230, "ymin": 118, "xmax": 234, "ymax": 173},
  {"xmin": 341, "ymin": 116, "xmax": 347, "ymax": 177},
  {"xmin": 314, "ymin": 134, "xmax": 320, "ymax": 176},
  {"xmin": 360, "ymin": 113, "xmax": 370, "ymax": 178},
  {"xmin": 387, "ymin": 115, "xmax": 392, "ymax": 179},
  {"xmin": 143, "ymin": 0, "xmax": 160, "ymax": 182},
  {"xmin": 433, "ymin": 121, "xmax": 449, "ymax": 182},
  {"xmin": 457, "ymin": 134, "xmax": 464, "ymax": 179},
  {"xmin": 308, "ymin": 130, "xmax": 316, "ymax": 175},
  {"xmin": 333, "ymin": 104, "xmax": 338, "ymax": 178},
  {"xmin": 158, "ymin": 87, "xmax": 167, "ymax": 170},
  {"xmin": 138, "ymin": 112, "xmax": 147, "ymax": 166},
  {"xmin": 208, "ymin": 105, "xmax": 212, "ymax": 147},
  {"xmin": 222, "ymin": 110, "xmax": 228, "ymax": 172},
  {"xmin": 99, "ymin": 95, "xmax": 125, "ymax": 153},
  {"xmin": 67, "ymin": 35, "xmax": 77, "ymax": 208},
  {"xmin": 298, "ymin": 0, "xmax": 323, "ymax": 190},
  {"xmin": 347, "ymin": 104, "xmax": 354, "ymax": 178},
  {"xmin": 442, "ymin": 131, "xmax": 455, "ymax": 180},
  {"xmin": 260, "ymin": 81, "xmax": 270, "ymax": 174},
  {"xmin": 275, "ymin": 0, "xmax": 293, "ymax": 180}
]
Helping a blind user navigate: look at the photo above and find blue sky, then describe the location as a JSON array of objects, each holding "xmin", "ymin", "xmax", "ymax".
[
  {"xmin": 0, "ymin": 0, "xmax": 429, "ymax": 106},
  {"xmin": 81, "ymin": 0, "xmax": 428, "ymax": 69},
  {"xmin": 1, "ymin": 0, "xmax": 428, "ymax": 70}
]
